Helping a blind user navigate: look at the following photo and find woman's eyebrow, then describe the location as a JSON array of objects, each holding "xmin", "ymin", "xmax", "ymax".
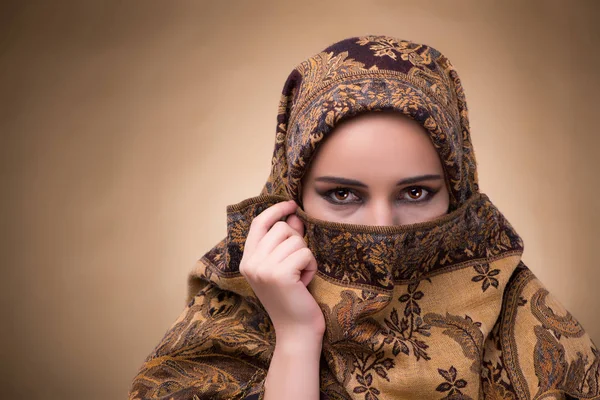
[
  {"xmin": 397, "ymin": 174, "xmax": 443, "ymax": 185},
  {"xmin": 314, "ymin": 176, "xmax": 368, "ymax": 188}
]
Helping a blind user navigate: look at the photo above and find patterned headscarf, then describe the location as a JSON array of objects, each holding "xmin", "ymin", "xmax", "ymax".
[
  {"xmin": 129, "ymin": 36, "xmax": 599, "ymax": 400},
  {"xmin": 263, "ymin": 36, "xmax": 477, "ymax": 210}
]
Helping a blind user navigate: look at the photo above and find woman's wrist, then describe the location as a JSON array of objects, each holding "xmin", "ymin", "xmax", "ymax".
[
  {"xmin": 264, "ymin": 329, "xmax": 322, "ymax": 400},
  {"xmin": 274, "ymin": 327, "xmax": 324, "ymax": 355}
]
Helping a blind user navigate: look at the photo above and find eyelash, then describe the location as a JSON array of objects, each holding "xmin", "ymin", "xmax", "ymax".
[{"xmin": 321, "ymin": 186, "xmax": 439, "ymax": 205}]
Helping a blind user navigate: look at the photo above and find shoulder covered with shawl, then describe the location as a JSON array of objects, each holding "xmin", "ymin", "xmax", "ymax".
[{"xmin": 129, "ymin": 36, "xmax": 599, "ymax": 400}]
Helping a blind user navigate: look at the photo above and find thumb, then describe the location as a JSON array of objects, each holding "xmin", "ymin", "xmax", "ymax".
[{"xmin": 299, "ymin": 252, "xmax": 318, "ymax": 287}]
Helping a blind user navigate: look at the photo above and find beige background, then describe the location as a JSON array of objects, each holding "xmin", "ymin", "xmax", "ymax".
[{"xmin": 1, "ymin": 1, "xmax": 598, "ymax": 398}]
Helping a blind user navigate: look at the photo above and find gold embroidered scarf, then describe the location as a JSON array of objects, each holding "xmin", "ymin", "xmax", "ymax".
[{"xmin": 129, "ymin": 36, "xmax": 599, "ymax": 400}]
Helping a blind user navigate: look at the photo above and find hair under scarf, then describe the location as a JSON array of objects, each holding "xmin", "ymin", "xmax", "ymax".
[{"xmin": 130, "ymin": 36, "xmax": 599, "ymax": 400}]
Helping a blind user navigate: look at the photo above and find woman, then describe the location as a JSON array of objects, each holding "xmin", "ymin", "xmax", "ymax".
[{"xmin": 129, "ymin": 36, "xmax": 599, "ymax": 399}]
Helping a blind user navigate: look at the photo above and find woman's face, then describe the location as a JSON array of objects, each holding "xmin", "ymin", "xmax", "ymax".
[{"xmin": 301, "ymin": 112, "xmax": 450, "ymax": 226}]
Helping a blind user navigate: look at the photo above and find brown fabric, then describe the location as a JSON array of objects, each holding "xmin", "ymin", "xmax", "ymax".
[{"xmin": 129, "ymin": 36, "xmax": 599, "ymax": 399}]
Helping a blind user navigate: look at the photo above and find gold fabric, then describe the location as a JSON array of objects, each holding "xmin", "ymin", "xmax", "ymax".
[{"xmin": 129, "ymin": 36, "xmax": 599, "ymax": 399}]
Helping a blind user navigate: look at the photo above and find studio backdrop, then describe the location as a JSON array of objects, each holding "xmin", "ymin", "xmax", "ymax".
[{"xmin": 1, "ymin": 1, "xmax": 598, "ymax": 399}]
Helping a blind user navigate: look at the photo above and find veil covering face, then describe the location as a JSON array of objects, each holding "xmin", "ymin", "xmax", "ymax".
[{"xmin": 129, "ymin": 36, "xmax": 600, "ymax": 400}]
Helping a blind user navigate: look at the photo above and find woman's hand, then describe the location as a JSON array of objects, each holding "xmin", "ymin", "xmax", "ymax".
[
  {"xmin": 239, "ymin": 200, "xmax": 325, "ymax": 343},
  {"xmin": 240, "ymin": 200, "xmax": 323, "ymax": 399}
]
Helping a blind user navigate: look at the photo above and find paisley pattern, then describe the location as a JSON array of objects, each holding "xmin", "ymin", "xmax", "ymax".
[
  {"xmin": 129, "ymin": 283, "xmax": 271, "ymax": 399},
  {"xmin": 129, "ymin": 36, "xmax": 599, "ymax": 399},
  {"xmin": 531, "ymin": 288, "xmax": 585, "ymax": 339},
  {"xmin": 424, "ymin": 313, "xmax": 484, "ymax": 375}
]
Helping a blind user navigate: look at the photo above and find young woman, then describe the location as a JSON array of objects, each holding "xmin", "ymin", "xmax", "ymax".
[{"xmin": 129, "ymin": 36, "xmax": 599, "ymax": 400}]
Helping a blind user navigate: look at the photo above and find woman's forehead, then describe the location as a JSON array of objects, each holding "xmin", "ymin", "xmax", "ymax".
[{"xmin": 306, "ymin": 113, "xmax": 445, "ymax": 182}]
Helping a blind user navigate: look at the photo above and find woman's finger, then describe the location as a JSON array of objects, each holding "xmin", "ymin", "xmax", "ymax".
[
  {"xmin": 282, "ymin": 247, "xmax": 318, "ymax": 287},
  {"xmin": 244, "ymin": 200, "xmax": 297, "ymax": 253},
  {"xmin": 253, "ymin": 220, "xmax": 302, "ymax": 261},
  {"xmin": 267, "ymin": 234, "xmax": 307, "ymax": 264},
  {"xmin": 286, "ymin": 214, "xmax": 305, "ymax": 237}
]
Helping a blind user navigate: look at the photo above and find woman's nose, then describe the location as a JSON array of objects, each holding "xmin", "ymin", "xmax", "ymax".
[{"xmin": 366, "ymin": 201, "xmax": 396, "ymax": 226}]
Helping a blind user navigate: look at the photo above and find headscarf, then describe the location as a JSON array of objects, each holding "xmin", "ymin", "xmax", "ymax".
[{"xmin": 129, "ymin": 36, "xmax": 599, "ymax": 400}]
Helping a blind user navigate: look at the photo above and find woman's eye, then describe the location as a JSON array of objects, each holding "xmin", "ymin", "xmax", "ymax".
[
  {"xmin": 402, "ymin": 187, "xmax": 432, "ymax": 202},
  {"xmin": 324, "ymin": 188, "xmax": 360, "ymax": 204},
  {"xmin": 334, "ymin": 189, "xmax": 349, "ymax": 201}
]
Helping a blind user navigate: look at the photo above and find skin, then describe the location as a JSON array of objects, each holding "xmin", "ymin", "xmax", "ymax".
[
  {"xmin": 239, "ymin": 201, "xmax": 322, "ymax": 400},
  {"xmin": 239, "ymin": 112, "xmax": 450, "ymax": 399},
  {"xmin": 302, "ymin": 112, "xmax": 450, "ymax": 225}
]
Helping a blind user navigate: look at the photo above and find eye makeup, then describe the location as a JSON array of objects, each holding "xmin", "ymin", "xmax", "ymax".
[
  {"xmin": 316, "ymin": 185, "xmax": 440, "ymax": 206},
  {"xmin": 318, "ymin": 187, "xmax": 363, "ymax": 205}
]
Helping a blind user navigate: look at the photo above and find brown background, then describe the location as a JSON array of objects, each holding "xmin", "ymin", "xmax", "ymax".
[{"xmin": 1, "ymin": 1, "xmax": 598, "ymax": 399}]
